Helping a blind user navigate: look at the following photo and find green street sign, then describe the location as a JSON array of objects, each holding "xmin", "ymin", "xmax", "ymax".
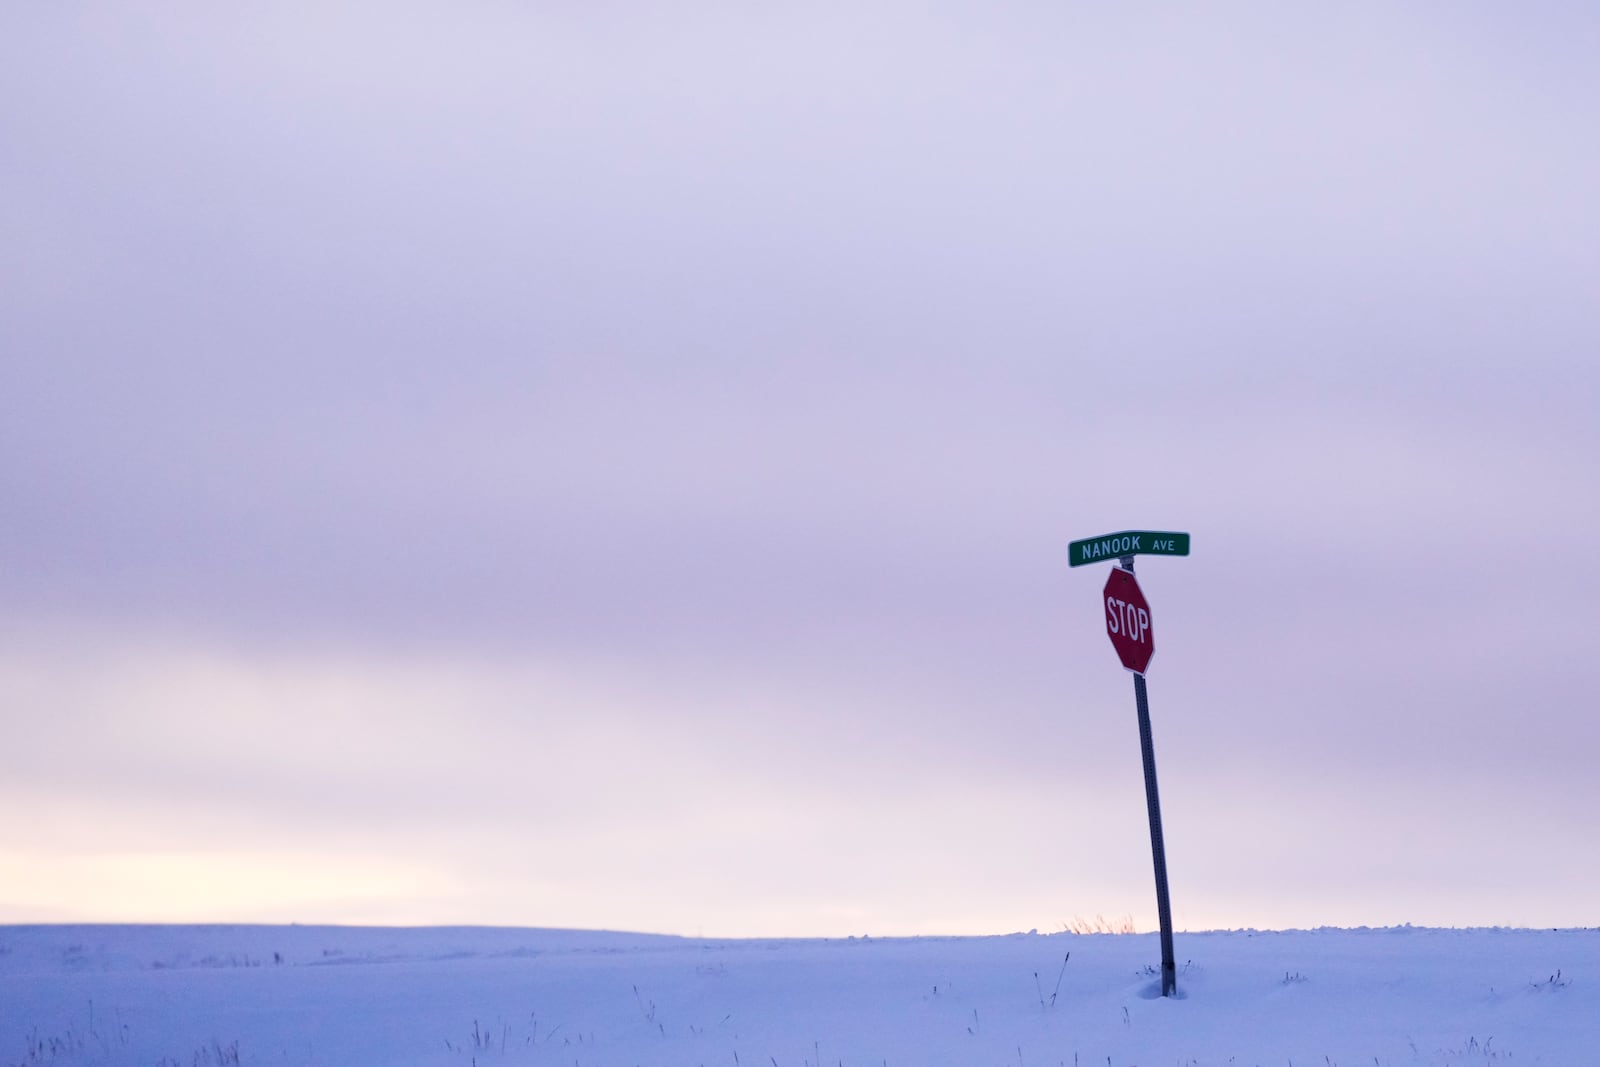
[{"xmin": 1068, "ymin": 530, "xmax": 1190, "ymax": 567}]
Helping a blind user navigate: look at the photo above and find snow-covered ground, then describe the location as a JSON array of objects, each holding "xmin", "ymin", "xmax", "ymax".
[{"xmin": 2, "ymin": 924, "xmax": 1595, "ymax": 1066}]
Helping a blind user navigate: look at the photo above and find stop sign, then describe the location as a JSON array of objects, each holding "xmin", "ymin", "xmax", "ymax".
[{"xmin": 1103, "ymin": 567, "xmax": 1154, "ymax": 674}]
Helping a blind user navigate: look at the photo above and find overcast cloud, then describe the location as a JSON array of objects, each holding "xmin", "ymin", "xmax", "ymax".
[{"xmin": 2, "ymin": 5, "xmax": 1597, "ymax": 935}]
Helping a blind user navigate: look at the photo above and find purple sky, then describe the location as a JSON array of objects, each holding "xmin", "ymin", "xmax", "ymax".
[{"xmin": 3, "ymin": 6, "xmax": 1598, "ymax": 935}]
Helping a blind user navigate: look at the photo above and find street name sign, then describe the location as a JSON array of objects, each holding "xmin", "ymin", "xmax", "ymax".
[
  {"xmin": 1103, "ymin": 566, "xmax": 1154, "ymax": 675},
  {"xmin": 1069, "ymin": 530, "xmax": 1189, "ymax": 567}
]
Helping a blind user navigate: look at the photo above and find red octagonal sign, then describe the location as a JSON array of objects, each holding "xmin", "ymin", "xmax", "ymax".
[{"xmin": 1103, "ymin": 567, "xmax": 1154, "ymax": 674}]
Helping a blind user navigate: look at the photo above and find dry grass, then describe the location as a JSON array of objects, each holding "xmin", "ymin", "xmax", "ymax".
[{"xmin": 1062, "ymin": 914, "xmax": 1137, "ymax": 935}]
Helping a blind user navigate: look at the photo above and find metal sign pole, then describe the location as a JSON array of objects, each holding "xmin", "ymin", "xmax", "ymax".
[{"xmin": 1121, "ymin": 554, "xmax": 1177, "ymax": 997}]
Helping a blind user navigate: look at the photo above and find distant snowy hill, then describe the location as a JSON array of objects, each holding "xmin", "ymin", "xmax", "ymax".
[{"xmin": 3, "ymin": 924, "xmax": 1595, "ymax": 1065}]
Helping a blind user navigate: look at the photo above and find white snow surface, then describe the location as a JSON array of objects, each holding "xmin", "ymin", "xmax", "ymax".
[{"xmin": 2, "ymin": 924, "xmax": 1595, "ymax": 1066}]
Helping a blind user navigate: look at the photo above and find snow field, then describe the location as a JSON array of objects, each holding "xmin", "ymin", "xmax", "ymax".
[{"xmin": 2, "ymin": 925, "xmax": 1595, "ymax": 1066}]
